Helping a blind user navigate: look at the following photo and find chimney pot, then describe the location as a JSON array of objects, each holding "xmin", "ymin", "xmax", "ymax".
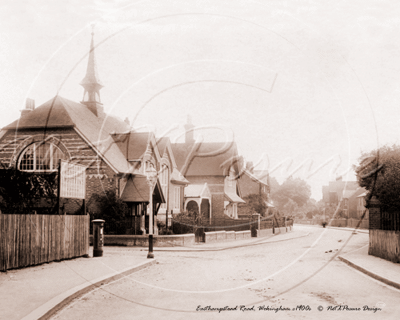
[{"xmin": 20, "ymin": 98, "xmax": 35, "ymax": 117}]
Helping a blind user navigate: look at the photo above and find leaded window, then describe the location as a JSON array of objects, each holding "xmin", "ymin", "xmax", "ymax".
[{"xmin": 18, "ymin": 142, "xmax": 66, "ymax": 172}]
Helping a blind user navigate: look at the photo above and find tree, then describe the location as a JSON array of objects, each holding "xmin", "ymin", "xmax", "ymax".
[
  {"xmin": 355, "ymin": 144, "xmax": 400, "ymax": 211},
  {"xmin": 240, "ymin": 193, "xmax": 269, "ymax": 216},
  {"xmin": 0, "ymin": 168, "xmax": 57, "ymax": 214},
  {"xmin": 90, "ymin": 190, "xmax": 129, "ymax": 234},
  {"xmin": 271, "ymin": 176, "xmax": 311, "ymax": 213}
]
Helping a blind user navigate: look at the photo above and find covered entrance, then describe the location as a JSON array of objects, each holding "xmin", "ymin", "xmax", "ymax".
[
  {"xmin": 120, "ymin": 174, "xmax": 165, "ymax": 235},
  {"xmin": 184, "ymin": 183, "xmax": 212, "ymax": 242}
]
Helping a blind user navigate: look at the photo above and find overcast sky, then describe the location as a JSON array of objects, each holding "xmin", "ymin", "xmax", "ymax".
[{"xmin": 2, "ymin": 0, "xmax": 400, "ymax": 199}]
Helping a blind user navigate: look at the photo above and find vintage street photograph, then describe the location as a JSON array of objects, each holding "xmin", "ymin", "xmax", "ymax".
[{"xmin": 1, "ymin": 0, "xmax": 400, "ymax": 319}]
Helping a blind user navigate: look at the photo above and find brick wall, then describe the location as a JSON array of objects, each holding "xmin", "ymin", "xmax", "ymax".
[{"xmin": 238, "ymin": 173, "xmax": 260, "ymax": 198}]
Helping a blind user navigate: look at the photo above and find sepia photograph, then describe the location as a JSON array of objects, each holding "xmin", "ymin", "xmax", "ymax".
[{"xmin": 0, "ymin": 0, "xmax": 400, "ymax": 319}]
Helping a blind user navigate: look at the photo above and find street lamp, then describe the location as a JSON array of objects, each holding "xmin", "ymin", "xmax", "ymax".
[{"xmin": 146, "ymin": 164, "xmax": 157, "ymax": 259}]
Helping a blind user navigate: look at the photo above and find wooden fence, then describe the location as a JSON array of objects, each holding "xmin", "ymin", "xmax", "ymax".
[
  {"xmin": 0, "ymin": 214, "xmax": 89, "ymax": 272},
  {"xmin": 369, "ymin": 229, "xmax": 400, "ymax": 263}
]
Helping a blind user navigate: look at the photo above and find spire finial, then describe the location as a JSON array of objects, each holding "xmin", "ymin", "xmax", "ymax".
[
  {"xmin": 80, "ymin": 26, "xmax": 104, "ymax": 116},
  {"xmin": 80, "ymin": 26, "xmax": 103, "ymax": 101}
]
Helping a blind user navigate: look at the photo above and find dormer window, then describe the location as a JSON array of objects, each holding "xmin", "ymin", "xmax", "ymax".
[{"xmin": 18, "ymin": 142, "xmax": 66, "ymax": 172}]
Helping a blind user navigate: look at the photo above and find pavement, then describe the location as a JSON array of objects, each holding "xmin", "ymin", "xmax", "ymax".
[
  {"xmin": 296, "ymin": 224, "xmax": 400, "ymax": 290},
  {"xmin": 1, "ymin": 227, "xmax": 399, "ymax": 320}
]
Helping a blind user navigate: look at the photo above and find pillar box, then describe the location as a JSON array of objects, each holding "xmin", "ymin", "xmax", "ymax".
[{"xmin": 92, "ymin": 219, "xmax": 105, "ymax": 257}]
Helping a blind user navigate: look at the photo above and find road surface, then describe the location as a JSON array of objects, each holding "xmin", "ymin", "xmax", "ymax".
[{"xmin": 51, "ymin": 226, "xmax": 400, "ymax": 319}]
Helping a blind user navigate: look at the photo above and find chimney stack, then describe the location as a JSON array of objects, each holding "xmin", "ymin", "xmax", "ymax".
[
  {"xmin": 20, "ymin": 98, "xmax": 35, "ymax": 117},
  {"xmin": 184, "ymin": 115, "xmax": 195, "ymax": 144}
]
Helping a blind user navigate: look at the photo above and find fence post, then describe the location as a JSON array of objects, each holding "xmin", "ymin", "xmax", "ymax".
[{"xmin": 367, "ymin": 196, "xmax": 381, "ymax": 230}]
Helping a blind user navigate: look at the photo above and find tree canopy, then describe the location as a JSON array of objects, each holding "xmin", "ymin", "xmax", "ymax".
[
  {"xmin": 271, "ymin": 176, "xmax": 311, "ymax": 213},
  {"xmin": 355, "ymin": 144, "xmax": 400, "ymax": 211},
  {"xmin": 0, "ymin": 168, "xmax": 57, "ymax": 214}
]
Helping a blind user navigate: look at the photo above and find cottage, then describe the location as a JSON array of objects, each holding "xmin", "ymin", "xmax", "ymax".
[{"xmin": 171, "ymin": 118, "xmax": 245, "ymax": 220}]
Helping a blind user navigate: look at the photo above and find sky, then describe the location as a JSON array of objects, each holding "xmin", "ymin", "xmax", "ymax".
[{"xmin": 1, "ymin": 0, "xmax": 400, "ymax": 200}]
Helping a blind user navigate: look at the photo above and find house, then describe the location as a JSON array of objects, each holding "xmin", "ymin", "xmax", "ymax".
[
  {"xmin": 155, "ymin": 136, "xmax": 189, "ymax": 225},
  {"xmin": 236, "ymin": 168, "xmax": 271, "ymax": 217},
  {"xmin": 171, "ymin": 118, "xmax": 245, "ymax": 220},
  {"xmin": 321, "ymin": 176, "xmax": 367, "ymax": 218},
  {"xmin": 356, "ymin": 191, "xmax": 369, "ymax": 219},
  {"xmin": 0, "ymin": 31, "xmax": 188, "ymax": 235}
]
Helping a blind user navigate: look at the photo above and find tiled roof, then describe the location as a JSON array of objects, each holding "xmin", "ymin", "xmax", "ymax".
[
  {"xmin": 172, "ymin": 141, "xmax": 239, "ymax": 176},
  {"xmin": 4, "ymin": 96, "xmax": 75, "ymax": 129},
  {"xmin": 3, "ymin": 96, "xmax": 132, "ymax": 173},
  {"xmin": 225, "ymin": 191, "xmax": 245, "ymax": 203},
  {"xmin": 208, "ymin": 184, "xmax": 225, "ymax": 193},
  {"xmin": 253, "ymin": 170, "xmax": 269, "ymax": 184},
  {"xmin": 111, "ymin": 132, "xmax": 150, "ymax": 161},
  {"xmin": 120, "ymin": 175, "xmax": 165, "ymax": 203},
  {"xmin": 243, "ymin": 169, "xmax": 268, "ymax": 186},
  {"xmin": 170, "ymin": 168, "xmax": 189, "ymax": 184},
  {"xmin": 342, "ymin": 189, "xmax": 357, "ymax": 199},
  {"xmin": 185, "ymin": 183, "xmax": 211, "ymax": 198},
  {"xmin": 156, "ymin": 137, "xmax": 169, "ymax": 155}
]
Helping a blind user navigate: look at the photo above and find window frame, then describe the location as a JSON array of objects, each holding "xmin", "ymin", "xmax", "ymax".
[
  {"xmin": 174, "ymin": 186, "xmax": 180, "ymax": 211},
  {"xmin": 18, "ymin": 142, "xmax": 66, "ymax": 172}
]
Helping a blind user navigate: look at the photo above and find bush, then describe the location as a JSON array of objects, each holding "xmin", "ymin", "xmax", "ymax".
[
  {"xmin": 90, "ymin": 191, "xmax": 129, "ymax": 234},
  {"xmin": 0, "ymin": 168, "xmax": 57, "ymax": 214}
]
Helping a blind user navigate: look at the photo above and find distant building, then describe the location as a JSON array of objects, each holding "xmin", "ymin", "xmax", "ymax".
[{"xmin": 322, "ymin": 176, "xmax": 367, "ymax": 218}]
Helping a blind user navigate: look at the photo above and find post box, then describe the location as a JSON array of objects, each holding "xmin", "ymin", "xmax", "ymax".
[{"xmin": 92, "ymin": 219, "xmax": 105, "ymax": 257}]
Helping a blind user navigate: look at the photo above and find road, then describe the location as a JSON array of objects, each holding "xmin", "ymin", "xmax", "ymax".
[{"xmin": 51, "ymin": 226, "xmax": 400, "ymax": 319}]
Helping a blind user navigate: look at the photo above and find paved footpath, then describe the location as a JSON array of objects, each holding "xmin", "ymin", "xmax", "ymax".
[
  {"xmin": 1, "ymin": 227, "xmax": 399, "ymax": 320},
  {"xmin": 298, "ymin": 225, "xmax": 400, "ymax": 291},
  {"xmin": 0, "ymin": 248, "xmax": 154, "ymax": 320}
]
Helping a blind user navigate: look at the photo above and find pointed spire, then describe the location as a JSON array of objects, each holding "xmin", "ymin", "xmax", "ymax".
[{"xmin": 81, "ymin": 25, "xmax": 104, "ymax": 116}]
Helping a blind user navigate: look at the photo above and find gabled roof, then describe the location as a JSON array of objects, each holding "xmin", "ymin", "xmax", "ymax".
[
  {"xmin": 225, "ymin": 191, "xmax": 245, "ymax": 203},
  {"xmin": 111, "ymin": 131, "xmax": 161, "ymax": 165},
  {"xmin": 253, "ymin": 170, "xmax": 269, "ymax": 185},
  {"xmin": 172, "ymin": 141, "xmax": 239, "ymax": 176},
  {"xmin": 120, "ymin": 174, "xmax": 165, "ymax": 203},
  {"xmin": 185, "ymin": 183, "xmax": 211, "ymax": 199},
  {"xmin": 3, "ymin": 95, "xmax": 132, "ymax": 173},
  {"xmin": 242, "ymin": 169, "xmax": 269, "ymax": 186},
  {"xmin": 156, "ymin": 137, "xmax": 169, "ymax": 156},
  {"xmin": 156, "ymin": 136, "xmax": 178, "ymax": 169},
  {"xmin": 357, "ymin": 191, "xmax": 368, "ymax": 198},
  {"xmin": 5, "ymin": 96, "xmax": 76, "ymax": 129},
  {"xmin": 170, "ymin": 168, "xmax": 189, "ymax": 185}
]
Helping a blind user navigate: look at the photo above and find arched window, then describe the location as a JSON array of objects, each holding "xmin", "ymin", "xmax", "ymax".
[{"xmin": 18, "ymin": 142, "xmax": 67, "ymax": 172}]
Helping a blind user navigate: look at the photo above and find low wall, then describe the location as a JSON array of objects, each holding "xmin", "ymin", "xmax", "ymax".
[
  {"xmin": 204, "ymin": 231, "xmax": 225, "ymax": 243},
  {"xmin": 256, "ymin": 228, "xmax": 273, "ymax": 237},
  {"xmin": 204, "ymin": 230, "xmax": 251, "ymax": 243},
  {"xmin": 295, "ymin": 219, "xmax": 369, "ymax": 229},
  {"xmin": 226, "ymin": 231, "xmax": 235, "ymax": 240},
  {"xmin": 89, "ymin": 234, "xmax": 195, "ymax": 247},
  {"xmin": 274, "ymin": 227, "xmax": 287, "ymax": 234},
  {"xmin": 369, "ymin": 229, "xmax": 400, "ymax": 263}
]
